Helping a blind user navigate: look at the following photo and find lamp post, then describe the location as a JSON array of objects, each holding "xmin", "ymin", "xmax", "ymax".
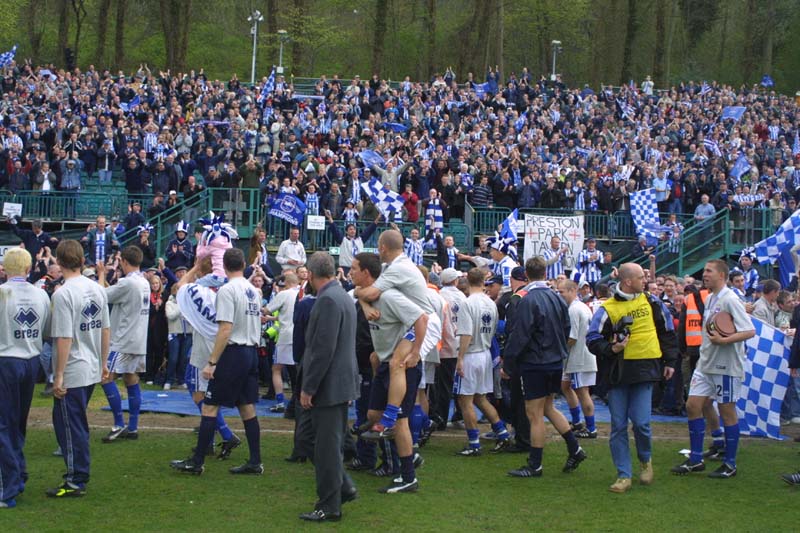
[
  {"xmin": 248, "ymin": 10, "xmax": 264, "ymax": 85},
  {"xmin": 277, "ymin": 29, "xmax": 289, "ymax": 74},
  {"xmin": 550, "ymin": 40, "xmax": 562, "ymax": 82}
]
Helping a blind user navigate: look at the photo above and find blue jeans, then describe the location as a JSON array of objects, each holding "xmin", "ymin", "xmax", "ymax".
[
  {"xmin": 608, "ymin": 382, "xmax": 653, "ymax": 479},
  {"xmin": 166, "ymin": 334, "xmax": 192, "ymax": 384},
  {"xmin": 39, "ymin": 341, "xmax": 53, "ymax": 383},
  {"xmin": 98, "ymin": 170, "xmax": 113, "ymax": 184},
  {"xmin": 781, "ymin": 375, "xmax": 800, "ymax": 420}
]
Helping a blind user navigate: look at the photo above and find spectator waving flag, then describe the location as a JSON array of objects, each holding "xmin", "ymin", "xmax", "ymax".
[
  {"xmin": 358, "ymin": 149, "xmax": 385, "ymax": 169},
  {"xmin": 268, "ymin": 193, "xmax": 307, "ymax": 227},
  {"xmin": 0, "ymin": 44, "xmax": 17, "ymax": 68},
  {"xmin": 730, "ymin": 153, "xmax": 751, "ymax": 180},
  {"xmin": 384, "ymin": 122, "xmax": 409, "ymax": 133},
  {"xmin": 500, "ymin": 209, "xmax": 520, "ymax": 242},
  {"xmin": 361, "ymin": 178, "xmax": 403, "ymax": 220},
  {"xmin": 700, "ymin": 81, "xmax": 711, "ymax": 96},
  {"xmin": 258, "ymin": 66, "xmax": 276, "ymax": 108},
  {"xmin": 738, "ymin": 317, "xmax": 791, "ymax": 440},
  {"xmin": 721, "ymin": 106, "xmax": 746, "ymax": 122},
  {"xmin": 615, "ymin": 98, "xmax": 635, "ymax": 120},
  {"xmin": 754, "ymin": 209, "xmax": 800, "ymax": 264},
  {"xmin": 703, "ymin": 138, "xmax": 722, "ymax": 157},
  {"xmin": 119, "ymin": 95, "xmax": 140, "ymax": 113},
  {"xmin": 473, "ymin": 82, "xmax": 490, "ymax": 98},
  {"xmin": 760, "ymin": 74, "xmax": 775, "ymax": 88}
]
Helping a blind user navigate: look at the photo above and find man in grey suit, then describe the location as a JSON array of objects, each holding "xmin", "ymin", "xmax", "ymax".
[{"xmin": 298, "ymin": 252, "xmax": 359, "ymax": 522}]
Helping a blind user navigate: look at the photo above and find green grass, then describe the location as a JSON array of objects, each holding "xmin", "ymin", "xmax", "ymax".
[{"xmin": 6, "ymin": 425, "xmax": 800, "ymax": 532}]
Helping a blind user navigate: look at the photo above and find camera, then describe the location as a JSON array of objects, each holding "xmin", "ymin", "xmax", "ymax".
[{"xmin": 613, "ymin": 316, "xmax": 634, "ymax": 343}]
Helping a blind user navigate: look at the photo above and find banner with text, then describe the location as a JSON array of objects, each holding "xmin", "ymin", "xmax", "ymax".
[{"xmin": 523, "ymin": 214, "xmax": 585, "ymax": 271}]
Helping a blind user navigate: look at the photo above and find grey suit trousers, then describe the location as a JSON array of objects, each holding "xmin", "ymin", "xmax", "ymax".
[{"xmin": 309, "ymin": 402, "xmax": 355, "ymax": 514}]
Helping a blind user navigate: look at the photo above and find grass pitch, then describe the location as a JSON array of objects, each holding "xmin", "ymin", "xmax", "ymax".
[{"xmin": 6, "ymin": 419, "xmax": 800, "ymax": 532}]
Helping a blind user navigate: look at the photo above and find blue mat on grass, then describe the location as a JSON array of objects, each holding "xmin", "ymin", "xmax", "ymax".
[{"xmin": 103, "ymin": 390, "xmax": 687, "ymax": 424}]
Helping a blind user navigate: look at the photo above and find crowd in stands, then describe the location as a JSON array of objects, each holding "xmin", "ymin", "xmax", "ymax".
[{"xmin": 0, "ymin": 60, "xmax": 798, "ymax": 234}]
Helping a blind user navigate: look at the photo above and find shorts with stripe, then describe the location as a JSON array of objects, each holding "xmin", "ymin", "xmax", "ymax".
[
  {"xmin": 419, "ymin": 361, "xmax": 436, "ymax": 389},
  {"xmin": 184, "ymin": 364, "xmax": 209, "ymax": 394},
  {"xmin": 561, "ymin": 371, "xmax": 597, "ymax": 390},
  {"xmin": 453, "ymin": 350, "xmax": 493, "ymax": 396},
  {"xmin": 204, "ymin": 345, "xmax": 259, "ymax": 408},
  {"xmin": 273, "ymin": 344, "xmax": 295, "ymax": 365},
  {"xmin": 688, "ymin": 370, "xmax": 741, "ymax": 404},
  {"xmin": 107, "ymin": 351, "xmax": 145, "ymax": 375}
]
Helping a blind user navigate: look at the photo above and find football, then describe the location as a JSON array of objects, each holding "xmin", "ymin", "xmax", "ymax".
[{"xmin": 706, "ymin": 311, "xmax": 736, "ymax": 337}]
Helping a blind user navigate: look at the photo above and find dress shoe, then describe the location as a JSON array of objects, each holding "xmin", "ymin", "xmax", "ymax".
[
  {"xmin": 284, "ymin": 455, "xmax": 307, "ymax": 463},
  {"xmin": 341, "ymin": 488, "xmax": 358, "ymax": 504}
]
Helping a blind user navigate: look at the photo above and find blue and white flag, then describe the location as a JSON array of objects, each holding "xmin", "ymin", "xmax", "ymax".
[
  {"xmin": 793, "ymin": 131, "xmax": 800, "ymax": 157},
  {"xmin": 0, "ymin": 44, "xmax": 17, "ymax": 68},
  {"xmin": 120, "ymin": 95, "xmax": 141, "ymax": 113},
  {"xmin": 384, "ymin": 122, "xmax": 408, "ymax": 133},
  {"xmin": 361, "ymin": 178, "xmax": 403, "ymax": 219},
  {"xmin": 473, "ymin": 82, "xmax": 490, "ymax": 98},
  {"xmin": 268, "ymin": 193, "xmax": 307, "ymax": 227},
  {"xmin": 258, "ymin": 66, "xmax": 276, "ymax": 108},
  {"xmin": 730, "ymin": 154, "xmax": 751, "ymax": 180},
  {"xmin": 358, "ymin": 149, "xmax": 385, "ymax": 169},
  {"xmin": 630, "ymin": 188, "xmax": 667, "ymax": 242},
  {"xmin": 754, "ymin": 210, "xmax": 800, "ymax": 264},
  {"xmin": 738, "ymin": 318, "xmax": 791, "ymax": 440},
  {"xmin": 703, "ymin": 138, "xmax": 722, "ymax": 157},
  {"xmin": 500, "ymin": 209, "xmax": 520, "ymax": 242},
  {"xmin": 700, "ymin": 81, "xmax": 711, "ymax": 96},
  {"xmin": 615, "ymin": 98, "xmax": 635, "ymax": 120},
  {"xmin": 721, "ymin": 106, "xmax": 746, "ymax": 122},
  {"xmin": 760, "ymin": 74, "xmax": 775, "ymax": 88}
]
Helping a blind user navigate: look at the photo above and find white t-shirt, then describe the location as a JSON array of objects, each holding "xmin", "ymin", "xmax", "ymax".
[
  {"xmin": 215, "ymin": 277, "xmax": 262, "ymax": 346},
  {"xmin": 565, "ymin": 299, "xmax": 597, "ymax": 373},
  {"xmin": 457, "ymin": 292, "xmax": 497, "ymax": 353},
  {"xmin": 0, "ymin": 279, "xmax": 51, "ymax": 359},
  {"xmin": 51, "ymin": 275, "xmax": 110, "ymax": 388},
  {"xmin": 105, "ymin": 271, "xmax": 150, "ymax": 354},
  {"xmin": 266, "ymin": 287, "xmax": 299, "ymax": 346}
]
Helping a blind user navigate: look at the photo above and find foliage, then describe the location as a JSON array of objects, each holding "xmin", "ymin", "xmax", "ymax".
[{"xmin": 1, "ymin": 0, "xmax": 800, "ymax": 92}]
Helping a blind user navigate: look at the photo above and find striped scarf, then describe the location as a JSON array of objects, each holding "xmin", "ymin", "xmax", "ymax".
[
  {"xmin": 425, "ymin": 199, "xmax": 444, "ymax": 233},
  {"xmin": 343, "ymin": 208, "xmax": 359, "ymax": 223}
]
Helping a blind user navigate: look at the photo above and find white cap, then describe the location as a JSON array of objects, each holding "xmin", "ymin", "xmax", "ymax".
[{"xmin": 440, "ymin": 268, "xmax": 463, "ymax": 284}]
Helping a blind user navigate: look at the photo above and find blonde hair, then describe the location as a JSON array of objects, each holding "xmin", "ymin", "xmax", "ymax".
[{"xmin": 3, "ymin": 247, "xmax": 32, "ymax": 277}]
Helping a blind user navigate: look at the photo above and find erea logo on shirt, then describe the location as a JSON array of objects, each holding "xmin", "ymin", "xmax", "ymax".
[
  {"xmin": 14, "ymin": 308, "xmax": 40, "ymax": 339},
  {"xmin": 81, "ymin": 300, "xmax": 103, "ymax": 331}
]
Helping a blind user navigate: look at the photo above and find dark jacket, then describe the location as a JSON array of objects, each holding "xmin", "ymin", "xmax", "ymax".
[
  {"xmin": 293, "ymin": 296, "xmax": 318, "ymax": 364},
  {"xmin": 503, "ymin": 284, "xmax": 570, "ymax": 374},
  {"xmin": 300, "ymin": 279, "xmax": 358, "ymax": 406},
  {"xmin": 354, "ymin": 302, "xmax": 375, "ymax": 374},
  {"xmin": 586, "ymin": 290, "xmax": 679, "ymax": 387},
  {"xmin": 12, "ymin": 224, "xmax": 50, "ymax": 257}
]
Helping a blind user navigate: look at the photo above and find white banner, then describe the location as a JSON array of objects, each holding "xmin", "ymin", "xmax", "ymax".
[
  {"xmin": 523, "ymin": 214, "xmax": 585, "ymax": 270},
  {"xmin": 2, "ymin": 202, "xmax": 22, "ymax": 218},
  {"xmin": 306, "ymin": 215, "xmax": 326, "ymax": 230}
]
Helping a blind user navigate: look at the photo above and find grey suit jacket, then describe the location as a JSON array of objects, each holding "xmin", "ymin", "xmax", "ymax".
[{"xmin": 301, "ymin": 279, "xmax": 359, "ymax": 407}]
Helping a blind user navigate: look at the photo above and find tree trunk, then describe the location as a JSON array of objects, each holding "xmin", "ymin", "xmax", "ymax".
[
  {"xmin": 425, "ymin": 0, "xmax": 436, "ymax": 80},
  {"xmin": 115, "ymin": 0, "xmax": 127, "ymax": 67},
  {"xmin": 741, "ymin": 0, "xmax": 759, "ymax": 82},
  {"xmin": 72, "ymin": 0, "xmax": 88, "ymax": 64},
  {"xmin": 372, "ymin": 0, "xmax": 389, "ymax": 76},
  {"xmin": 159, "ymin": 0, "xmax": 193, "ymax": 73},
  {"xmin": 291, "ymin": 0, "xmax": 307, "ymax": 74},
  {"xmin": 762, "ymin": 0, "xmax": 775, "ymax": 75},
  {"xmin": 652, "ymin": 0, "xmax": 665, "ymax": 86},
  {"xmin": 496, "ymin": 0, "xmax": 504, "ymax": 79},
  {"xmin": 94, "ymin": 0, "xmax": 112, "ymax": 66},
  {"xmin": 619, "ymin": 0, "xmax": 638, "ymax": 85},
  {"xmin": 664, "ymin": 0, "xmax": 678, "ymax": 85},
  {"xmin": 456, "ymin": 0, "xmax": 482, "ymax": 78},
  {"xmin": 716, "ymin": 1, "xmax": 728, "ymax": 79},
  {"xmin": 57, "ymin": 0, "xmax": 70, "ymax": 67},
  {"xmin": 26, "ymin": 0, "xmax": 45, "ymax": 64},
  {"xmin": 473, "ymin": 0, "xmax": 493, "ymax": 74},
  {"xmin": 266, "ymin": 0, "xmax": 278, "ymax": 35}
]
